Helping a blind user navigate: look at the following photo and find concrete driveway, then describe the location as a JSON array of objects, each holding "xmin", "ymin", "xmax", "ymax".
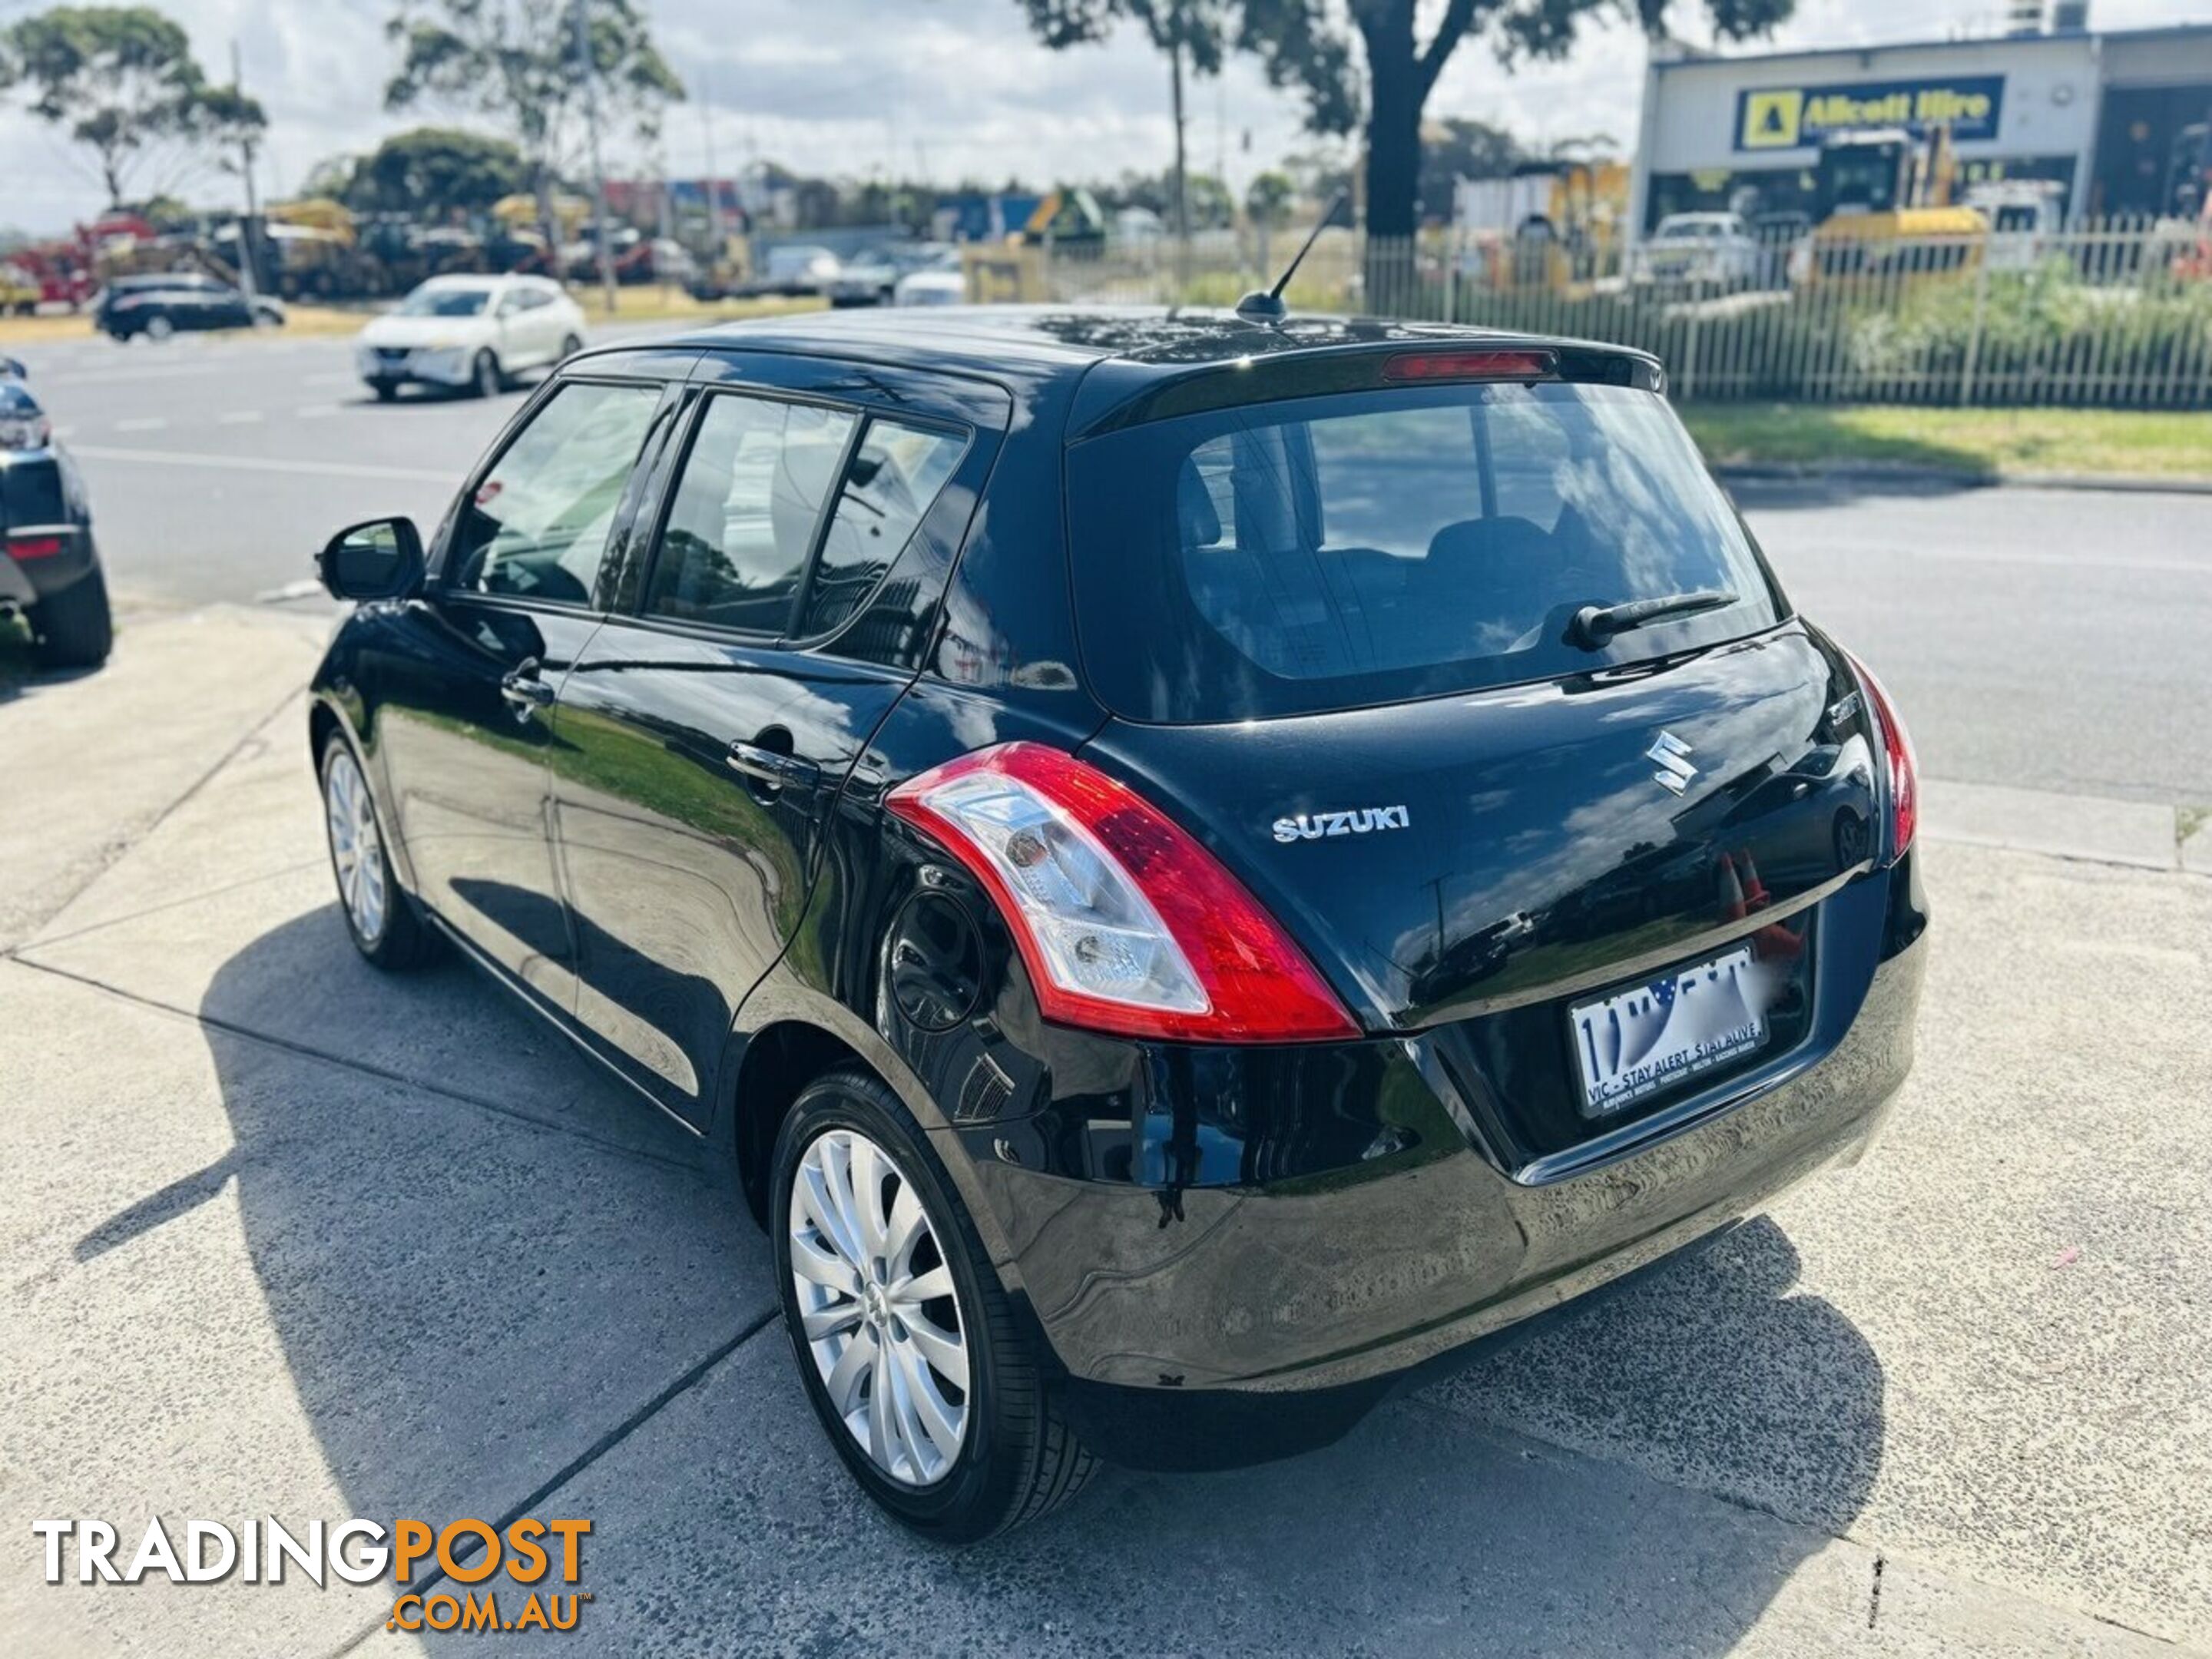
[{"xmin": 2, "ymin": 606, "xmax": 2206, "ymax": 1657}]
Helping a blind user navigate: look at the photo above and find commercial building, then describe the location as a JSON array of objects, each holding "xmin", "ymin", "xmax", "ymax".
[{"xmin": 1626, "ymin": 16, "xmax": 2212, "ymax": 230}]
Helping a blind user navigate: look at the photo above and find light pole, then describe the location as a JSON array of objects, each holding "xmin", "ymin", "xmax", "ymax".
[
  {"xmin": 572, "ymin": 0, "xmax": 618, "ymax": 315},
  {"xmin": 231, "ymin": 38, "xmax": 260, "ymax": 300}
]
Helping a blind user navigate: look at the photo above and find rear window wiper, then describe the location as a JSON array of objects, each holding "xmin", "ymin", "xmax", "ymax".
[{"xmin": 1568, "ymin": 589, "xmax": 1737, "ymax": 650}]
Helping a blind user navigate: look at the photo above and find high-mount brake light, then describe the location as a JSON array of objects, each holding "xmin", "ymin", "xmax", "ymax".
[
  {"xmin": 886, "ymin": 743, "xmax": 1359, "ymax": 1044},
  {"xmin": 1382, "ymin": 348, "xmax": 1556, "ymax": 383},
  {"xmin": 1847, "ymin": 652, "xmax": 1918, "ymax": 860}
]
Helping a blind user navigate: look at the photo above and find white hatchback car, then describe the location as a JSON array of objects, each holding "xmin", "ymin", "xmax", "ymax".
[{"xmin": 356, "ymin": 275, "xmax": 587, "ymax": 400}]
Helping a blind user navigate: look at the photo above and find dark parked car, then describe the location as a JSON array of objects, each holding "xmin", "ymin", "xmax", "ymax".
[
  {"xmin": 0, "ymin": 360, "xmax": 110, "ymax": 667},
  {"xmin": 97, "ymin": 272, "xmax": 285, "ymax": 341},
  {"xmin": 306, "ymin": 307, "xmax": 1927, "ymax": 1541}
]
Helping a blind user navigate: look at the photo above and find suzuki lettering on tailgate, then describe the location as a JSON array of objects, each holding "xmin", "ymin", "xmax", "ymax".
[{"xmin": 1271, "ymin": 805, "xmax": 1412, "ymax": 844}]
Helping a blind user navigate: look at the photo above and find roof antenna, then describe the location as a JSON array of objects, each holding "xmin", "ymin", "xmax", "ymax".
[{"xmin": 1235, "ymin": 190, "xmax": 1347, "ymax": 325}]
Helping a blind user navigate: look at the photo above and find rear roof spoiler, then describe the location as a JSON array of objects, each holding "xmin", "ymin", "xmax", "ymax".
[{"xmin": 1068, "ymin": 338, "xmax": 1665, "ymax": 441}]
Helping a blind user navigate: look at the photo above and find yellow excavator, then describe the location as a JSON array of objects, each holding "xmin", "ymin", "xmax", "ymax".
[{"xmin": 1796, "ymin": 123, "xmax": 1987, "ymax": 286}]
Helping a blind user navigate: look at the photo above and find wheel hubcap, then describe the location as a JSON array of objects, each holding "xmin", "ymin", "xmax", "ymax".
[
  {"xmin": 323, "ymin": 750, "xmax": 387, "ymax": 945},
  {"xmin": 788, "ymin": 1128, "xmax": 969, "ymax": 1486}
]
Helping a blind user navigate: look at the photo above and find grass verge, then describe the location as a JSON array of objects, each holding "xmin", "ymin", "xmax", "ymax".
[
  {"xmin": 1681, "ymin": 404, "xmax": 2212, "ymax": 483},
  {"xmin": 0, "ymin": 303, "xmax": 384, "ymax": 346}
]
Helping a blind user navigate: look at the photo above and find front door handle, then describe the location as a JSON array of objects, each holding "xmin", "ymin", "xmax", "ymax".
[
  {"xmin": 499, "ymin": 661, "xmax": 555, "ymax": 710},
  {"xmin": 726, "ymin": 741, "xmax": 820, "ymax": 791}
]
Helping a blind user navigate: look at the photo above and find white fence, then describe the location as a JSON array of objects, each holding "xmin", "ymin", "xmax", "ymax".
[{"xmin": 1025, "ymin": 219, "xmax": 2212, "ymax": 409}]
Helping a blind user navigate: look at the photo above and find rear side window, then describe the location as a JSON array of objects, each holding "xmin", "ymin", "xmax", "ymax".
[
  {"xmin": 647, "ymin": 394, "xmax": 856, "ymax": 632},
  {"xmin": 448, "ymin": 380, "xmax": 661, "ymax": 606},
  {"xmin": 1066, "ymin": 381, "xmax": 1780, "ymax": 723},
  {"xmin": 799, "ymin": 419, "xmax": 965, "ymax": 637}
]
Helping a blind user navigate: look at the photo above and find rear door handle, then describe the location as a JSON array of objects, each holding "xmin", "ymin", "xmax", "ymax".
[
  {"xmin": 499, "ymin": 661, "xmax": 555, "ymax": 710},
  {"xmin": 726, "ymin": 741, "xmax": 820, "ymax": 790}
]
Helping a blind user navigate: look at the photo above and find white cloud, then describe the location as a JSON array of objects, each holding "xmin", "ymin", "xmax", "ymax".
[{"xmin": 0, "ymin": 0, "xmax": 2197, "ymax": 233}]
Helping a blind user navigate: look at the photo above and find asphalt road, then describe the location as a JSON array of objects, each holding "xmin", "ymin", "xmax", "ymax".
[{"xmin": 15, "ymin": 326, "xmax": 2212, "ymax": 806}]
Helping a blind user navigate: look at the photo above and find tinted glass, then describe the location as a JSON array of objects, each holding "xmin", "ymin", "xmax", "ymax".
[
  {"xmin": 1066, "ymin": 381, "xmax": 1781, "ymax": 724},
  {"xmin": 799, "ymin": 419, "xmax": 965, "ymax": 638},
  {"xmin": 647, "ymin": 394, "xmax": 856, "ymax": 633},
  {"xmin": 447, "ymin": 381, "xmax": 660, "ymax": 606}
]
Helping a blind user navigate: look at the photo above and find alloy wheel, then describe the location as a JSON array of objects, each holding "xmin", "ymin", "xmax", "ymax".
[
  {"xmin": 323, "ymin": 748, "xmax": 388, "ymax": 946},
  {"xmin": 788, "ymin": 1127, "xmax": 970, "ymax": 1486}
]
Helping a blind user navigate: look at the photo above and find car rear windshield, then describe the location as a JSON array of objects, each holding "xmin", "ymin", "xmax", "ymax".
[{"xmin": 1065, "ymin": 380, "xmax": 1782, "ymax": 724}]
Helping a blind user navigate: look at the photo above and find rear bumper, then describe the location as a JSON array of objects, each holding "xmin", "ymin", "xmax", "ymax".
[{"xmin": 960, "ymin": 873, "xmax": 1926, "ymax": 1470}]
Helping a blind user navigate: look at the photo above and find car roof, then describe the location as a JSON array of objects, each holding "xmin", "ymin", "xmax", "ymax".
[
  {"xmin": 601, "ymin": 305, "xmax": 1664, "ymax": 439},
  {"xmin": 653, "ymin": 303, "xmax": 1651, "ymax": 381}
]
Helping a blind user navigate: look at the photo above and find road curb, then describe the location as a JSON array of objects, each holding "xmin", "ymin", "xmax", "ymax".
[
  {"xmin": 1711, "ymin": 461, "xmax": 2212, "ymax": 496},
  {"xmin": 1919, "ymin": 778, "xmax": 2208, "ymax": 874}
]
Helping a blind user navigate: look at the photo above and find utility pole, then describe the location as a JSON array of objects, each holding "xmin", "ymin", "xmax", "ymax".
[
  {"xmin": 1169, "ymin": 28, "xmax": 1190, "ymax": 286},
  {"xmin": 572, "ymin": 0, "xmax": 618, "ymax": 314},
  {"xmin": 700, "ymin": 75, "xmax": 727, "ymax": 250},
  {"xmin": 230, "ymin": 38, "xmax": 260, "ymax": 299}
]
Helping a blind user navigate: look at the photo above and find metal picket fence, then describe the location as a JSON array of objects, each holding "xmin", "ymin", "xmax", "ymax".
[{"xmin": 1030, "ymin": 218, "xmax": 2212, "ymax": 409}]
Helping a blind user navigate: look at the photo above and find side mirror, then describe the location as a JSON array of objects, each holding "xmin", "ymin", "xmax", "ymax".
[
  {"xmin": 317, "ymin": 516, "xmax": 424, "ymax": 601},
  {"xmin": 0, "ymin": 356, "xmax": 27, "ymax": 380}
]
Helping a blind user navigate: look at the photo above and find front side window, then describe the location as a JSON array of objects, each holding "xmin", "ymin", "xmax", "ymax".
[
  {"xmin": 446, "ymin": 380, "xmax": 661, "ymax": 606},
  {"xmin": 798, "ymin": 419, "xmax": 965, "ymax": 637},
  {"xmin": 1067, "ymin": 380, "xmax": 1782, "ymax": 724},
  {"xmin": 647, "ymin": 395, "xmax": 856, "ymax": 633}
]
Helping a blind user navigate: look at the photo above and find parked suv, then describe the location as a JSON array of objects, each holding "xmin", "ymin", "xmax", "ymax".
[
  {"xmin": 0, "ymin": 362, "xmax": 110, "ymax": 667},
  {"xmin": 307, "ymin": 308, "xmax": 1927, "ymax": 1541}
]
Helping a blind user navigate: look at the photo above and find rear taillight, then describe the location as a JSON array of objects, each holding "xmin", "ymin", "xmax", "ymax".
[
  {"xmin": 1848, "ymin": 653, "xmax": 1917, "ymax": 859},
  {"xmin": 6, "ymin": 534, "xmax": 65, "ymax": 559},
  {"xmin": 886, "ymin": 742, "xmax": 1359, "ymax": 1043}
]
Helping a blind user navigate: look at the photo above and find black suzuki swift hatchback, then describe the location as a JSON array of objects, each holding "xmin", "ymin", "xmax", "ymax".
[{"xmin": 310, "ymin": 306, "xmax": 1926, "ymax": 1540}]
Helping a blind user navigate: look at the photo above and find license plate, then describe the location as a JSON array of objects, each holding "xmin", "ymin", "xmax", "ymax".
[{"xmin": 1569, "ymin": 945, "xmax": 1771, "ymax": 1115}]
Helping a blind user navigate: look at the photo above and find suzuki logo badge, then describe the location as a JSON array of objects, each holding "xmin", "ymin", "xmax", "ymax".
[{"xmin": 1647, "ymin": 730, "xmax": 1697, "ymax": 796}]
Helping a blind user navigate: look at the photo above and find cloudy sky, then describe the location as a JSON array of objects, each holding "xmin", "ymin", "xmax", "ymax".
[{"xmin": 0, "ymin": 0, "xmax": 2194, "ymax": 233}]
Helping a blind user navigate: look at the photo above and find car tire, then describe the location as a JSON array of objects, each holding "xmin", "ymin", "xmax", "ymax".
[
  {"xmin": 557, "ymin": 333, "xmax": 581, "ymax": 362},
  {"xmin": 472, "ymin": 349, "xmax": 502, "ymax": 399},
  {"xmin": 771, "ymin": 1065, "xmax": 1098, "ymax": 1542},
  {"xmin": 371, "ymin": 380, "xmax": 399, "ymax": 403},
  {"xmin": 319, "ymin": 732, "xmax": 436, "ymax": 971},
  {"xmin": 144, "ymin": 313, "xmax": 174, "ymax": 342},
  {"xmin": 28, "ymin": 565, "xmax": 112, "ymax": 670}
]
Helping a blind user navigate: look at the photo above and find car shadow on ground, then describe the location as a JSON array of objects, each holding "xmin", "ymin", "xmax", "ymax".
[{"xmin": 119, "ymin": 899, "xmax": 1885, "ymax": 1651}]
